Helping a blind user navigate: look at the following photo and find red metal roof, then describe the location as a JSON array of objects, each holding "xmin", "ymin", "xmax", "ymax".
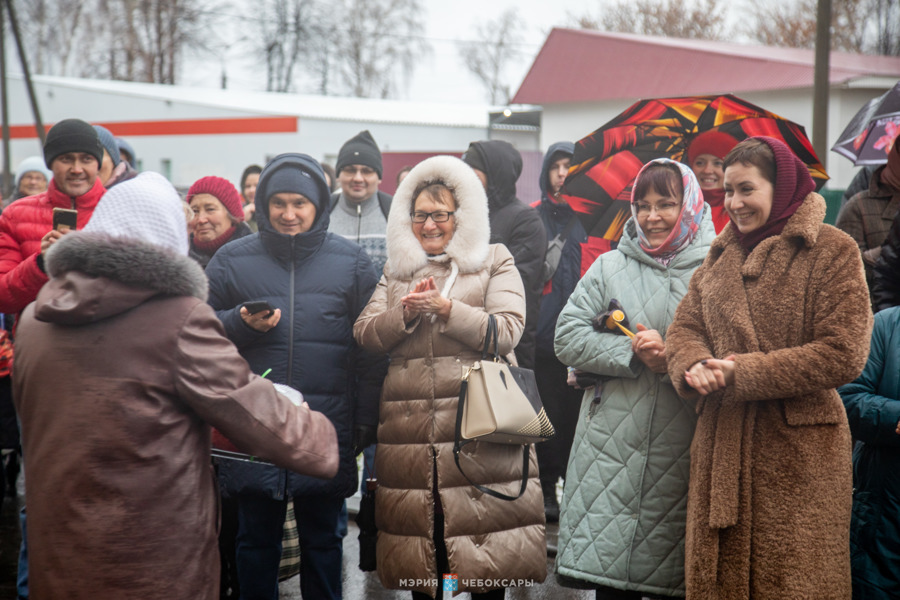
[{"xmin": 513, "ymin": 28, "xmax": 900, "ymax": 105}]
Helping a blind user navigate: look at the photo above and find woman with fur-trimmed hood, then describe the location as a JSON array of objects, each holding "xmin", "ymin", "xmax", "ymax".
[{"xmin": 354, "ymin": 155, "xmax": 547, "ymax": 599}]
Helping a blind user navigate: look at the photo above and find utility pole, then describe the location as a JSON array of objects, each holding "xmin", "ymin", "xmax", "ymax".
[
  {"xmin": 812, "ymin": 0, "xmax": 832, "ymax": 174},
  {"xmin": 0, "ymin": 0, "xmax": 47, "ymax": 200}
]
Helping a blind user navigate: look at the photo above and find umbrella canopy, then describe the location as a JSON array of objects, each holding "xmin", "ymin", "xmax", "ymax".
[
  {"xmin": 562, "ymin": 94, "xmax": 829, "ymax": 240},
  {"xmin": 832, "ymin": 81, "xmax": 900, "ymax": 166}
]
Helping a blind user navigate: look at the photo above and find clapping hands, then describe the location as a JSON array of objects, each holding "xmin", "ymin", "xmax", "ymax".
[{"xmin": 401, "ymin": 277, "xmax": 451, "ymax": 322}]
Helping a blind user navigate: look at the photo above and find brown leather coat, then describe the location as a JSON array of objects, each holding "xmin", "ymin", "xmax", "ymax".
[
  {"xmin": 667, "ymin": 194, "xmax": 872, "ymax": 600},
  {"xmin": 353, "ymin": 156, "xmax": 546, "ymax": 597},
  {"xmin": 13, "ymin": 232, "xmax": 338, "ymax": 600}
]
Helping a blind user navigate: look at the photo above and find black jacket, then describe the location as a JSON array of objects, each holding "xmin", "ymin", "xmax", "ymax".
[
  {"xmin": 206, "ymin": 153, "xmax": 386, "ymax": 499},
  {"xmin": 466, "ymin": 140, "xmax": 546, "ymax": 368}
]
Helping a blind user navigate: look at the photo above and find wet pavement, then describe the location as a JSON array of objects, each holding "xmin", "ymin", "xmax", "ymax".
[
  {"xmin": 0, "ymin": 470, "xmax": 591, "ymax": 599},
  {"xmin": 278, "ymin": 496, "xmax": 592, "ymax": 599}
]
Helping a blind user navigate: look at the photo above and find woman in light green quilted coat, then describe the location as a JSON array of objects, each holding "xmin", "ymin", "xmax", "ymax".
[{"xmin": 553, "ymin": 159, "xmax": 715, "ymax": 599}]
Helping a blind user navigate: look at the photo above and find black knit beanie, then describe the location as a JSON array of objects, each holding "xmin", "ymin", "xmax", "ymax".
[
  {"xmin": 461, "ymin": 142, "xmax": 487, "ymax": 173},
  {"xmin": 43, "ymin": 119, "xmax": 104, "ymax": 168},
  {"xmin": 336, "ymin": 130, "xmax": 382, "ymax": 178}
]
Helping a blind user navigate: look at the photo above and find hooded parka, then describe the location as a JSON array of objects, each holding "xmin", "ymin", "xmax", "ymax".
[
  {"xmin": 354, "ymin": 155, "xmax": 547, "ymax": 598},
  {"xmin": 553, "ymin": 179, "xmax": 715, "ymax": 598},
  {"xmin": 12, "ymin": 191, "xmax": 338, "ymax": 600},
  {"xmin": 464, "ymin": 140, "xmax": 546, "ymax": 369},
  {"xmin": 206, "ymin": 153, "xmax": 384, "ymax": 500},
  {"xmin": 666, "ymin": 193, "xmax": 872, "ymax": 600}
]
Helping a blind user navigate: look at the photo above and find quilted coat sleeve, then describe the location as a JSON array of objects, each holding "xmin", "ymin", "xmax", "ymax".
[
  {"xmin": 440, "ymin": 244, "xmax": 525, "ymax": 355},
  {"xmin": 731, "ymin": 234, "xmax": 873, "ymax": 402},
  {"xmin": 174, "ymin": 301, "xmax": 339, "ymax": 479},
  {"xmin": 0, "ymin": 211, "xmax": 49, "ymax": 314},
  {"xmin": 839, "ymin": 307, "xmax": 900, "ymax": 447},
  {"xmin": 554, "ymin": 254, "xmax": 638, "ymax": 379}
]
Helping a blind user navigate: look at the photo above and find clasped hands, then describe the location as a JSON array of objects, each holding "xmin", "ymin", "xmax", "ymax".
[
  {"xmin": 401, "ymin": 277, "xmax": 451, "ymax": 322},
  {"xmin": 684, "ymin": 355, "xmax": 737, "ymax": 396}
]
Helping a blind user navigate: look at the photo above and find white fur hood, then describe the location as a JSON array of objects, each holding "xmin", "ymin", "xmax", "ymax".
[{"xmin": 385, "ymin": 155, "xmax": 490, "ymax": 278}]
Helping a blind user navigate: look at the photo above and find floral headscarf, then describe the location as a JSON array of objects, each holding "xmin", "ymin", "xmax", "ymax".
[{"xmin": 631, "ymin": 158, "xmax": 705, "ymax": 264}]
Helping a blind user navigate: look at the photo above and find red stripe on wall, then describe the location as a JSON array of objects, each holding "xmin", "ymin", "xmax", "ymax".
[{"xmin": 8, "ymin": 116, "xmax": 298, "ymax": 139}]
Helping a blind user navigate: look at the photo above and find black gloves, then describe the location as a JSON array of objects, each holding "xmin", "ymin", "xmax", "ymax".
[{"xmin": 352, "ymin": 425, "xmax": 377, "ymax": 456}]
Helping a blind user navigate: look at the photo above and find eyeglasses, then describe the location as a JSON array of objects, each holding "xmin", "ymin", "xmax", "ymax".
[
  {"xmin": 635, "ymin": 201, "xmax": 680, "ymax": 217},
  {"xmin": 411, "ymin": 211, "xmax": 455, "ymax": 223}
]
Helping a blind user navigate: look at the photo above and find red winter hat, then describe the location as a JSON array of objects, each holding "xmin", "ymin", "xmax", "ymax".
[
  {"xmin": 186, "ymin": 176, "xmax": 243, "ymax": 221},
  {"xmin": 687, "ymin": 130, "xmax": 739, "ymax": 164}
]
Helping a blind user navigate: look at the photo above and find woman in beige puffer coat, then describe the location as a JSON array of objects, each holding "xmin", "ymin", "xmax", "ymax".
[{"xmin": 354, "ymin": 155, "xmax": 547, "ymax": 599}]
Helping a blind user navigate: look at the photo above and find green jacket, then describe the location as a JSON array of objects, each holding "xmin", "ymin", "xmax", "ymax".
[{"xmin": 553, "ymin": 209, "xmax": 715, "ymax": 596}]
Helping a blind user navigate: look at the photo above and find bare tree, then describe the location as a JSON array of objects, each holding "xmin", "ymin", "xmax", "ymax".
[
  {"xmin": 869, "ymin": 0, "xmax": 900, "ymax": 55},
  {"xmin": 15, "ymin": 0, "xmax": 216, "ymax": 83},
  {"xmin": 327, "ymin": 0, "xmax": 429, "ymax": 98},
  {"xmin": 257, "ymin": 0, "xmax": 312, "ymax": 92},
  {"xmin": 749, "ymin": 0, "xmax": 870, "ymax": 53},
  {"xmin": 573, "ymin": 0, "xmax": 731, "ymax": 40},
  {"xmin": 458, "ymin": 8, "xmax": 525, "ymax": 105}
]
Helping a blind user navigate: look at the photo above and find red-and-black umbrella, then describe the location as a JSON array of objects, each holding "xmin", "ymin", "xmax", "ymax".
[{"xmin": 562, "ymin": 94, "xmax": 829, "ymax": 240}]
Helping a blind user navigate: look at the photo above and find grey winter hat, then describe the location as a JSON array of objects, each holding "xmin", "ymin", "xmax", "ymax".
[
  {"xmin": 93, "ymin": 125, "xmax": 122, "ymax": 169},
  {"xmin": 336, "ymin": 130, "xmax": 382, "ymax": 178},
  {"xmin": 43, "ymin": 118, "xmax": 104, "ymax": 168},
  {"xmin": 84, "ymin": 172, "xmax": 188, "ymax": 256}
]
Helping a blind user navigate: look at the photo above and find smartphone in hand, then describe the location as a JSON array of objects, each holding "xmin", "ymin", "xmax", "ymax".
[
  {"xmin": 243, "ymin": 301, "xmax": 275, "ymax": 319},
  {"xmin": 52, "ymin": 208, "xmax": 78, "ymax": 233}
]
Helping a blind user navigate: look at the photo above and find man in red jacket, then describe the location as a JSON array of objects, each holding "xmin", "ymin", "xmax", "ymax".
[
  {"xmin": 0, "ymin": 117, "xmax": 105, "ymax": 600},
  {"xmin": 0, "ymin": 118, "xmax": 106, "ymax": 316}
]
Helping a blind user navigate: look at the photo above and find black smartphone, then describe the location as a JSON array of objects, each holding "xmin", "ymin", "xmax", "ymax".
[
  {"xmin": 242, "ymin": 301, "xmax": 275, "ymax": 318},
  {"xmin": 52, "ymin": 208, "xmax": 78, "ymax": 232}
]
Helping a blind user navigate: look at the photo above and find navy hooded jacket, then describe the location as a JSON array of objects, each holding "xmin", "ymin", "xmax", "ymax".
[
  {"xmin": 531, "ymin": 142, "xmax": 588, "ymax": 359},
  {"xmin": 206, "ymin": 153, "xmax": 385, "ymax": 499}
]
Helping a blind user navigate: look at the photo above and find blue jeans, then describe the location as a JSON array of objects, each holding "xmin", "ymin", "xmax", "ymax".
[{"xmin": 236, "ymin": 494, "xmax": 344, "ymax": 600}]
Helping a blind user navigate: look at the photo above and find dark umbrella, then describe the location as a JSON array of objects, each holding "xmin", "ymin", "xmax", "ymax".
[
  {"xmin": 832, "ymin": 81, "xmax": 900, "ymax": 166},
  {"xmin": 562, "ymin": 94, "xmax": 828, "ymax": 240}
]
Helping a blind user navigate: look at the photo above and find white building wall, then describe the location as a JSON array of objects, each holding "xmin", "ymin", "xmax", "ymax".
[{"xmin": 1, "ymin": 76, "xmax": 506, "ymax": 191}]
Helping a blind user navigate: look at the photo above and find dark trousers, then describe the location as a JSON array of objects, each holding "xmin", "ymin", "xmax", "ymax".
[
  {"xmin": 235, "ymin": 494, "xmax": 344, "ymax": 600},
  {"xmin": 534, "ymin": 355, "xmax": 582, "ymax": 484}
]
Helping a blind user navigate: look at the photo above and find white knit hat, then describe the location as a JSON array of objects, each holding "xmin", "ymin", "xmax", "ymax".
[
  {"xmin": 84, "ymin": 171, "xmax": 189, "ymax": 256},
  {"xmin": 15, "ymin": 156, "xmax": 52, "ymax": 189}
]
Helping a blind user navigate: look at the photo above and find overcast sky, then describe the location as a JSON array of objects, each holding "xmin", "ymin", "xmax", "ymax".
[
  {"xmin": 202, "ymin": 0, "xmax": 756, "ymax": 105},
  {"xmin": 202, "ymin": 0, "xmax": 600, "ymax": 105}
]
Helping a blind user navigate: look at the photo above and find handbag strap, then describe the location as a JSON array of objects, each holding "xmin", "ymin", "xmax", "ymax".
[
  {"xmin": 452, "ymin": 376, "xmax": 530, "ymax": 502},
  {"xmin": 481, "ymin": 314, "xmax": 500, "ymax": 360}
]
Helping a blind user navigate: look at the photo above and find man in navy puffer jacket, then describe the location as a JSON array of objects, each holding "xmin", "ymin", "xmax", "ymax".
[{"xmin": 206, "ymin": 153, "xmax": 386, "ymax": 600}]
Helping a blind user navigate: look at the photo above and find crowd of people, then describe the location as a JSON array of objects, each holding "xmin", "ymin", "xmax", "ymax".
[{"xmin": 0, "ymin": 113, "xmax": 898, "ymax": 600}]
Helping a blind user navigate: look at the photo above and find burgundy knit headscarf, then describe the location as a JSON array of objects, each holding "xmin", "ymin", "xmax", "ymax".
[{"xmin": 731, "ymin": 136, "xmax": 815, "ymax": 252}]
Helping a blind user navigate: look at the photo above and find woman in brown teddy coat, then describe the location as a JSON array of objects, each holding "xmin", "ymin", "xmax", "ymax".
[{"xmin": 666, "ymin": 136, "xmax": 873, "ymax": 600}]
